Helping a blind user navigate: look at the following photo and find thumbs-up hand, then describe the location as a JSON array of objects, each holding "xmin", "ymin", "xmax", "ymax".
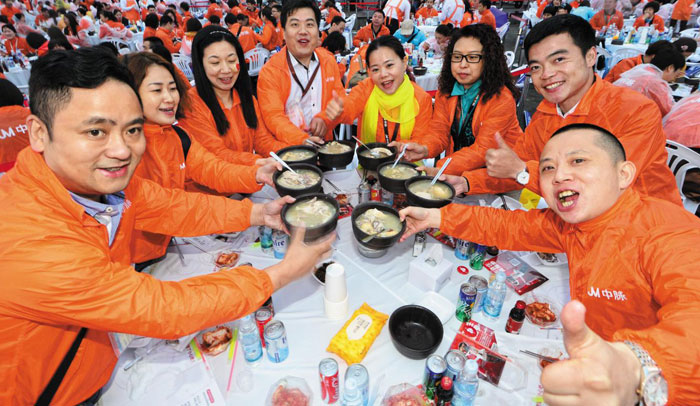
[
  {"xmin": 540, "ymin": 300, "xmax": 642, "ymax": 406},
  {"xmin": 484, "ymin": 132, "xmax": 526, "ymax": 179},
  {"xmin": 325, "ymin": 90, "xmax": 344, "ymax": 122}
]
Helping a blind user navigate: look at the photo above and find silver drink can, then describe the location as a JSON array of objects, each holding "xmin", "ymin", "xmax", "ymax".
[
  {"xmin": 444, "ymin": 349, "xmax": 467, "ymax": 382},
  {"xmin": 469, "ymin": 275, "xmax": 489, "ymax": 314}
]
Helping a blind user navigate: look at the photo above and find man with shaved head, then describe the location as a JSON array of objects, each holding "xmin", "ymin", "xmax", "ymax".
[{"xmin": 400, "ymin": 123, "xmax": 700, "ymax": 405}]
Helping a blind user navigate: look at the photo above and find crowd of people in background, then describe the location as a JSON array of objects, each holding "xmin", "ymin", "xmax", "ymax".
[{"xmin": 1, "ymin": 0, "xmax": 700, "ymax": 404}]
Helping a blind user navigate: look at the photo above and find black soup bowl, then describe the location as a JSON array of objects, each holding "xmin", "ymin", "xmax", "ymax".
[
  {"xmin": 356, "ymin": 142, "xmax": 396, "ymax": 171},
  {"xmin": 281, "ymin": 193, "xmax": 340, "ymax": 243},
  {"xmin": 389, "ymin": 305, "xmax": 443, "ymax": 359},
  {"xmin": 404, "ymin": 176, "xmax": 455, "ymax": 209},
  {"xmin": 273, "ymin": 163, "xmax": 323, "ymax": 198},
  {"xmin": 317, "ymin": 140, "xmax": 356, "ymax": 169},
  {"xmin": 276, "ymin": 145, "xmax": 318, "ymax": 166},
  {"xmin": 351, "ymin": 202, "xmax": 406, "ymax": 251},
  {"xmin": 377, "ymin": 161, "xmax": 420, "ymax": 194}
]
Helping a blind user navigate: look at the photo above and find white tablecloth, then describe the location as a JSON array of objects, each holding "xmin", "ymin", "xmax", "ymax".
[{"xmin": 99, "ymin": 169, "xmax": 570, "ymax": 406}]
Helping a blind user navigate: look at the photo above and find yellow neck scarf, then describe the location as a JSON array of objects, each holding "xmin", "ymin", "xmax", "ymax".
[{"xmin": 361, "ymin": 74, "xmax": 419, "ymax": 143}]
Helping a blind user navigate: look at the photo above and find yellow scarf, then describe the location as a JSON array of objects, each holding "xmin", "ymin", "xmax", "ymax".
[{"xmin": 361, "ymin": 74, "xmax": 419, "ymax": 143}]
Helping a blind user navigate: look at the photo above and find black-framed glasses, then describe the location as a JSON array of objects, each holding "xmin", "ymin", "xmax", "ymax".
[{"xmin": 450, "ymin": 53, "xmax": 483, "ymax": 64}]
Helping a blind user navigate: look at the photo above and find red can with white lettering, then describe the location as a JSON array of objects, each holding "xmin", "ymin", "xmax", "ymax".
[
  {"xmin": 319, "ymin": 358, "xmax": 340, "ymax": 404},
  {"xmin": 255, "ymin": 307, "xmax": 272, "ymax": 348}
]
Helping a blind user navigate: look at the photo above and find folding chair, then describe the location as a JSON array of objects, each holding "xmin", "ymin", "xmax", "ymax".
[{"xmin": 666, "ymin": 140, "xmax": 700, "ymax": 215}]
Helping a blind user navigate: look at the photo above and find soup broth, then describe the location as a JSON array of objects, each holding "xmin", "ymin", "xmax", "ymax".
[
  {"xmin": 359, "ymin": 147, "xmax": 392, "ymax": 158},
  {"xmin": 285, "ymin": 198, "xmax": 336, "ymax": 228},
  {"xmin": 277, "ymin": 169, "xmax": 320, "ymax": 189},
  {"xmin": 380, "ymin": 164, "xmax": 419, "ymax": 180},
  {"xmin": 319, "ymin": 141, "xmax": 352, "ymax": 154},
  {"xmin": 280, "ymin": 149, "xmax": 315, "ymax": 161},
  {"xmin": 409, "ymin": 180, "xmax": 453, "ymax": 200},
  {"xmin": 355, "ymin": 208, "xmax": 401, "ymax": 238}
]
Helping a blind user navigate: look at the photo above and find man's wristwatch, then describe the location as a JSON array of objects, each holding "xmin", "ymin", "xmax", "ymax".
[
  {"xmin": 515, "ymin": 168, "xmax": 529, "ymax": 185},
  {"xmin": 623, "ymin": 341, "xmax": 668, "ymax": 406}
]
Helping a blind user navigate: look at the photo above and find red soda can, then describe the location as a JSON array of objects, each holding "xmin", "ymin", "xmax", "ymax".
[
  {"xmin": 319, "ymin": 358, "xmax": 340, "ymax": 404},
  {"xmin": 370, "ymin": 181, "xmax": 382, "ymax": 202},
  {"xmin": 255, "ymin": 307, "xmax": 272, "ymax": 348}
]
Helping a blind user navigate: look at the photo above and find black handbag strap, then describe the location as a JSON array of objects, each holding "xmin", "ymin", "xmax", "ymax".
[
  {"xmin": 172, "ymin": 124, "xmax": 191, "ymax": 159},
  {"xmin": 35, "ymin": 327, "xmax": 88, "ymax": 406}
]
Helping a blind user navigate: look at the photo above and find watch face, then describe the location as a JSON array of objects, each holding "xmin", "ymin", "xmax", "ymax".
[
  {"xmin": 516, "ymin": 170, "xmax": 529, "ymax": 185},
  {"xmin": 643, "ymin": 372, "xmax": 668, "ymax": 406}
]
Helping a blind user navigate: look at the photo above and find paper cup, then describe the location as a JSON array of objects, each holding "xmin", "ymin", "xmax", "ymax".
[{"xmin": 324, "ymin": 263, "xmax": 347, "ymax": 302}]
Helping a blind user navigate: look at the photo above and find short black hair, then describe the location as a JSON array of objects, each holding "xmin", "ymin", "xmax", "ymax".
[
  {"xmin": 150, "ymin": 44, "xmax": 172, "ymax": 62},
  {"xmin": 366, "ymin": 35, "xmax": 405, "ymax": 66},
  {"xmin": 650, "ymin": 47, "xmax": 686, "ymax": 71},
  {"xmin": 373, "ymin": 9, "xmax": 385, "ymax": 18},
  {"xmin": 435, "ymin": 23, "xmax": 453, "ymax": 37},
  {"xmin": 579, "ymin": 0, "xmax": 590, "ymax": 6},
  {"xmin": 330, "ymin": 15, "xmax": 345, "ymax": 25},
  {"xmin": 28, "ymin": 47, "xmax": 138, "ymax": 137},
  {"xmin": 0, "ymin": 15, "xmax": 8, "ymax": 24},
  {"xmin": 144, "ymin": 36, "xmax": 165, "ymax": 47},
  {"xmin": 26, "ymin": 32, "xmax": 47, "ymax": 49},
  {"xmin": 186, "ymin": 16, "xmax": 203, "ymax": 32},
  {"xmin": 224, "ymin": 12, "xmax": 236, "ymax": 24},
  {"xmin": 2, "ymin": 23, "xmax": 17, "ymax": 34},
  {"xmin": 180, "ymin": 2, "xmax": 190, "ymax": 11},
  {"xmin": 280, "ymin": 0, "xmax": 321, "ymax": 29},
  {"xmin": 208, "ymin": 14, "xmax": 220, "ymax": 24},
  {"xmin": 551, "ymin": 123, "xmax": 626, "ymax": 163},
  {"xmin": 0, "ymin": 78, "xmax": 24, "ymax": 107},
  {"xmin": 643, "ymin": 1, "xmax": 660, "ymax": 12},
  {"xmin": 479, "ymin": 0, "xmax": 491, "ymax": 7},
  {"xmin": 97, "ymin": 41, "xmax": 119, "ymax": 56},
  {"xmin": 674, "ymin": 37, "xmax": 697, "ymax": 54},
  {"xmin": 160, "ymin": 14, "xmax": 173, "ymax": 26},
  {"xmin": 524, "ymin": 14, "xmax": 595, "ymax": 61},
  {"xmin": 543, "ymin": 5, "xmax": 559, "ymax": 15},
  {"xmin": 645, "ymin": 39, "xmax": 671, "ymax": 56},
  {"xmin": 322, "ymin": 31, "xmax": 346, "ymax": 53},
  {"xmin": 236, "ymin": 13, "xmax": 248, "ymax": 23}
]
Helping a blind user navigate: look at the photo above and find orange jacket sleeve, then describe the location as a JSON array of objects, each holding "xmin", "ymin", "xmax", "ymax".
[
  {"xmin": 439, "ymin": 203, "xmax": 565, "ymax": 252},
  {"xmin": 250, "ymin": 96, "xmax": 293, "ymax": 156},
  {"xmin": 337, "ymin": 77, "xmax": 374, "ymax": 124},
  {"xmin": 156, "ymin": 28, "xmax": 181, "ymax": 53},
  {"xmin": 179, "ymin": 94, "xmax": 262, "ymax": 165},
  {"xmin": 611, "ymin": 226, "xmax": 700, "ymax": 405},
  {"xmin": 605, "ymin": 57, "xmax": 637, "ymax": 82},
  {"xmin": 260, "ymin": 23, "xmax": 275, "ymax": 50},
  {"xmin": 186, "ymin": 138, "xmax": 263, "ymax": 194},
  {"xmin": 589, "ymin": 11, "xmax": 604, "ymax": 30},
  {"xmin": 412, "ymin": 91, "xmax": 452, "ymax": 158}
]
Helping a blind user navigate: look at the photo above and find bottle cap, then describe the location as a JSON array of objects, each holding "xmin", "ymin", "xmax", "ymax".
[
  {"xmin": 515, "ymin": 300, "xmax": 526, "ymax": 310},
  {"xmin": 465, "ymin": 359, "xmax": 479, "ymax": 375},
  {"xmin": 440, "ymin": 376, "xmax": 453, "ymax": 390}
]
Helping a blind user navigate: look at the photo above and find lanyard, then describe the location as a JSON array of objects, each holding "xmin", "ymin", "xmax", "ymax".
[
  {"xmin": 451, "ymin": 94, "xmax": 480, "ymax": 152},
  {"xmin": 382, "ymin": 118, "xmax": 400, "ymax": 143},
  {"xmin": 286, "ymin": 50, "xmax": 321, "ymax": 98}
]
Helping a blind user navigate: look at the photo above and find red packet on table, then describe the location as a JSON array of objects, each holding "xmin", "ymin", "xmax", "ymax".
[
  {"xmin": 450, "ymin": 320, "xmax": 506, "ymax": 386},
  {"xmin": 483, "ymin": 252, "xmax": 548, "ymax": 295},
  {"xmin": 426, "ymin": 228, "xmax": 456, "ymax": 249},
  {"xmin": 335, "ymin": 193, "xmax": 353, "ymax": 219}
]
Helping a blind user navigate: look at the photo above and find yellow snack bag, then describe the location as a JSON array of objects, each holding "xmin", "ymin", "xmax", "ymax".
[{"xmin": 327, "ymin": 303, "xmax": 388, "ymax": 364}]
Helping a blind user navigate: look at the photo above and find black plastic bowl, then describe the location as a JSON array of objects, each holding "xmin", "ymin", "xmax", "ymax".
[
  {"xmin": 389, "ymin": 305, "xmax": 443, "ymax": 360},
  {"xmin": 276, "ymin": 145, "xmax": 318, "ymax": 166},
  {"xmin": 273, "ymin": 163, "xmax": 323, "ymax": 198},
  {"xmin": 404, "ymin": 176, "xmax": 456, "ymax": 208},
  {"xmin": 317, "ymin": 140, "xmax": 355, "ymax": 169},
  {"xmin": 377, "ymin": 161, "xmax": 420, "ymax": 194},
  {"xmin": 281, "ymin": 193, "xmax": 339, "ymax": 243},
  {"xmin": 413, "ymin": 66, "xmax": 428, "ymax": 76},
  {"xmin": 351, "ymin": 202, "xmax": 406, "ymax": 251},
  {"xmin": 356, "ymin": 142, "xmax": 396, "ymax": 171}
]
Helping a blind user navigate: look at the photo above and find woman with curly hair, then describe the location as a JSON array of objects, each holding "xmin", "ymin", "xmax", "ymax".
[{"xmin": 398, "ymin": 24, "xmax": 522, "ymax": 175}]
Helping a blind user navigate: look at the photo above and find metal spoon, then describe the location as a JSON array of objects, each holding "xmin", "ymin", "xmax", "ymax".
[
  {"xmin": 269, "ymin": 151, "xmax": 297, "ymax": 174},
  {"xmin": 391, "ymin": 144, "xmax": 408, "ymax": 168},
  {"xmin": 362, "ymin": 227, "xmax": 394, "ymax": 243},
  {"xmin": 304, "ymin": 138, "xmax": 323, "ymax": 149},
  {"xmin": 430, "ymin": 157, "xmax": 452, "ymax": 186},
  {"xmin": 352, "ymin": 136, "xmax": 380, "ymax": 157}
]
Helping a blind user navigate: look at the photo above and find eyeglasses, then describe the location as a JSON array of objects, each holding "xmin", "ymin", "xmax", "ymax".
[{"xmin": 450, "ymin": 53, "xmax": 483, "ymax": 64}]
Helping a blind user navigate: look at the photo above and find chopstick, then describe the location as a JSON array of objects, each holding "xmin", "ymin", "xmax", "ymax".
[{"xmin": 519, "ymin": 349, "xmax": 559, "ymax": 363}]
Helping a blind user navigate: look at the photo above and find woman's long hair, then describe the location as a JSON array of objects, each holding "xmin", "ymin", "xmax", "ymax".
[
  {"xmin": 438, "ymin": 24, "xmax": 518, "ymax": 102},
  {"xmin": 190, "ymin": 25, "xmax": 257, "ymax": 135},
  {"xmin": 64, "ymin": 12, "xmax": 79, "ymax": 37}
]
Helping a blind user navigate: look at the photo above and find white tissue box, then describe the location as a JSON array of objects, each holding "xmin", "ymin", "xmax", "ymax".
[{"xmin": 408, "ymin": 244, "xmax": 452, "ymax": 292}]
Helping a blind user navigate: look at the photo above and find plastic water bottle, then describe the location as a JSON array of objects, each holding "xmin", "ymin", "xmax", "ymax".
[
  {"xmin": 483, "ymin": 270, "xmax": 507, "ymax": 319},
  {"xmin": 342, "ymin": 378, "xmax": 364, "ymax": 406},
  {"xmin": 239, "ymin": 314, "xmax": 263, "ymax": 365},
  {"xmin": 452, "ymin": 359, "xmax": 479, "ymax": 406}
]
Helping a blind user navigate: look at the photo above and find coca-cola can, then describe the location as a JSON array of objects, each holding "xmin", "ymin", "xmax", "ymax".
[
  {"xmin": 319, "ymin": 358, "xmax": 340, "ymax": 404},
  {"xmin": 255, "ymin": 307, "xmax": 272, "ymax": 348}
]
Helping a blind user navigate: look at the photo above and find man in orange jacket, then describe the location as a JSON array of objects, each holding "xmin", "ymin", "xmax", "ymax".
[
  {"xmin": 155, "ymin": 14, "xmax": 182, "ymax": 53},
  {"xmin": 205, "ymin": 0, "xmax": 223, "ymax": 20},
  {"xmin": 477, "ymin": 0, "xmax": 497, "ymax": 30},
  {"xmin": 399, "ymin": 123, "xmax": 700, "ymax": 405},
  {"xmin": 434, "ymin": 14, "xmax": 682, "ymax": 206},
  {"xmin": 257, "ymin": 0, "xmax": 345, "ymax": 145},
  {"xmin": 590, "ymin": 0, "xmax": 624, "ymax": 31},
  {"xmin": 0, "ymin": 78, "xmax": 29, "ymax": 174},
  {"xmin": 352, "ymin": 10, "xmax": 390, "ymax": 47},
  {"xmin": 0, "ymin": 47, "xmax": 333, "ymax": 406},
  {"xmin": 604, "ymin": 39, "xmax": 672, "ymax": 83}
]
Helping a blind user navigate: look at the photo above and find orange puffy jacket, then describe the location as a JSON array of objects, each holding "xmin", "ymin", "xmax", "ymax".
[
  {"xmin": 205, "ymin": 3, "xmax": 223, "ymax": 19},
  {"xmin": 0, "ymin": 148, "xmax": 273, "ymax": 405},
  {"xmin": 260, "ymin": 20, "xmax": 279, "ymax": 51},
  {"xmin": 411, "ymin": 87, "xmax": 522, "ymax": 173},
  {"xmin": 633, "ymin": 14, "xmax": 665, "ymax": 31},
  {"xmin": 179, "ymin": 88, "xmax": 289, "ymax": 165},
  {"xmin": 671, "ymin": 0, "xmax": 693, "ymax": 20},
  {"xmin": 352, "ymin": 23, "xmax": 390, "ymax": 47},
  {"xmin": 156, "ymin": 26, "xmax": 181, "ymax": 54},
  {"xmin": 604, "ymin": 54, "xmax": 643, "ymax": 83},
  {"xmin": 131, "ymin": 123, "xmax": 263, "ymax": 262},
  {"xmin": 590, "ymin": 9, "xmax": 624, "ymax": 30},
  {"xmin": 257, "ymin": 47, "xmax": 345, "ymax": 144},
  {"xmin": 440, "ymin": 189, "xmax": 700, "ymax": 404},
  {"xmin": 229, "ymin": 23, "xmax": 261, "ymax": 53},
  {"xmin": 0, "ymin": 106, "xmax": 30, "ymax": 173},
  {"xmin": 335, "ymin": 77, "xmax": 433, "ymax": 143},
  {"xmin": 462, "ymin": 77, "xmax": 682, "ymax": 206},
  {"xmin": 415, "ymin": 6, "xmax": 439, "ymax": 19}
]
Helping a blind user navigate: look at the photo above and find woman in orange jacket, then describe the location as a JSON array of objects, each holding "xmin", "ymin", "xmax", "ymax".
[
  {"xmin": 260, "ymin": 6, "xmax": 280, "ymax": 50},
  {"xmin": 179, "ymin": 25, "xmax": 289, "ymax": 166},
  {"xmin": 2, "ymin": 24, "xmax": 32, "ymax": 56},
  {"xmin": 325, "ymin": 36, "xmax": 433, "ymax": 144},
  {"xmin": 123, "ymin": 52, "xmax": 279, "ymax": 262},
  {"xmin": 397, "ymin": 24, "xmax": 522, "ymax": 172}
]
